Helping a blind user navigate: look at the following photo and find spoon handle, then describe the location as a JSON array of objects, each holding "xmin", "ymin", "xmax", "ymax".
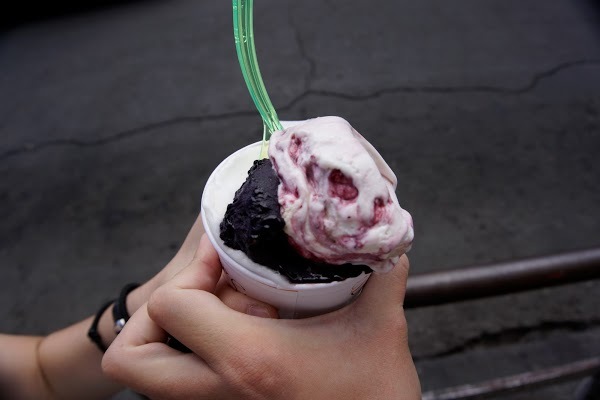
[{"xmin": 233, "ymin": 0, "xmax": 283, "ymax": 143}]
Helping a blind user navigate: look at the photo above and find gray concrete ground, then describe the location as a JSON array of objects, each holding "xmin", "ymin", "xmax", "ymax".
[{"xmin": 1, "ymin": 0, "xmax": 600, "ymax": 398}]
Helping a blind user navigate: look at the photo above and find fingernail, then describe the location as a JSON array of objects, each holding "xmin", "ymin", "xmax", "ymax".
[{"xmin": 246, "ymin": 305, "xmax": 272, "ymax": 318}]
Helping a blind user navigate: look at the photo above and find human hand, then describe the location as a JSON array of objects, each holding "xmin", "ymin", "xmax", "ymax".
[
  {"xmin": 0, "ymin": 218, "xmax": 277, "ymax": 400},
  {"xmin": 103, "ymin": 241, "xmax": 421, "ymax": 399},
  {"xmin": 125, "ymin": 213, "xmax": 206, "ymax": 313},
  {"xmin": 122, "ymin": 216, "xmax": 278, "ymax": 346}
]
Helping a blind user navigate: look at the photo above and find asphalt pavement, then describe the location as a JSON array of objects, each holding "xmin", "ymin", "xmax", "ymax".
[{"xmin": 1, "ymin": 0, "xmax": 600, "ymax": 398}]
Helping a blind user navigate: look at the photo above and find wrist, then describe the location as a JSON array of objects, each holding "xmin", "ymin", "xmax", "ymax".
[
  {"xmin": 88, "ymin": 282, "xmax": 147, "ymax": 352},
  {"xmin": 126, "ymin": 281, "xmax": 155, "ymax": 315},
  {"xmin": 97, "ymin": 304, "xmax": 118, "ymax": 350}
]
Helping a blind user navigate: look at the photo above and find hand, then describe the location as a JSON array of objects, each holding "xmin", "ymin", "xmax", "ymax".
[
  {"xmin": 128, "ymin": 214, "xmax": 277, "ymax": 316},
  {"xmin": 0, "ymin": 217, "xmax": 278, "ymax": 400},
  {"xmin": 111, "ymin": 217, "xmax": 278, "ymax": 354},
  {"xmin": 103, "ymin": 241, "xmax": 421, "ymax": 399},
  {"xmin": 125, "ymin": 213, "xmax": 207, "ymax": 312}
]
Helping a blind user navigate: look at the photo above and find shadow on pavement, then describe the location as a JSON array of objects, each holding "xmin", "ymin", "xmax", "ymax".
[
  {"xmin": 1, "ymin": 0, "xmax": 160, "ymax": 30},
  {"xmin": 579, "ymin": 0, "xmax": 600, "ymax": 37}
]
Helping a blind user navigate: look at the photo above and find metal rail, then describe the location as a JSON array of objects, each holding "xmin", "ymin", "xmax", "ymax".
[
  {"xmin": 421, "ymin": 357, "xmax": 600, "ymax": 400},
  {"xmin": 405, "ymin": 247, "xmax": 600, "ymax": 308},
  {"xmin": 405, "ymin": 247, "xmax": 600, "ymax": 399}
]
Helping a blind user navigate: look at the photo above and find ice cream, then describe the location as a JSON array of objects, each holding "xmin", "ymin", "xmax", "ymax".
[
  {"xmin": 269, "ymin": 116, "xmax": 413, "ymax": 273},
  {"xmin": 220, "ymin": 157, "xmax": 371, "ymax": 283},
  {"xmin": 201, "ymin": 117, "xmax": 413, "ymax": 316},
  {"xmin": 219, "ymin": 116, "xmax": 413, "ymax": 281}
]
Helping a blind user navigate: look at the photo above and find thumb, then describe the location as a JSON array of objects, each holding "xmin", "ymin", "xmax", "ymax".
[
  {"xmin": 215, "ymin": 274, "xmax": 280, "ymax": 319},
  {"xmin": 167, "ymin": 234, "xmax": 222, "ymax": 291},
  {"xmin": 354, "ymin": 255, "xmax": 410, "ymax": 314},
  {"xmin": 147, "ymin": 234, "xmax": 222, "ymax": 332}
]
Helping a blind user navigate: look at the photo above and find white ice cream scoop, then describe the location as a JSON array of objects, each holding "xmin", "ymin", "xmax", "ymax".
[{"xmin": 269, "ymin": 116, "xmax": 414, "ymax": 273}]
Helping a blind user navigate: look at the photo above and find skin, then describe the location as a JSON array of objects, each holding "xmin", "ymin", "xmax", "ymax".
[
  {"xmin": 0, "ymin": 215, "xmax": 278, "ymax": 400},
  {"xmin": 103, "ymin": 238, "xmax": 421, "ymax": 400}
]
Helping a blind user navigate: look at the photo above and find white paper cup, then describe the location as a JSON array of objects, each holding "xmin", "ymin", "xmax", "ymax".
[{"xmin": 201, "ymin": 131, "xmax": 371, "ymax": 318}]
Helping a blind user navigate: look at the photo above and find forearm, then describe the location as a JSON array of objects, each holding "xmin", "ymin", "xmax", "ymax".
[
  {"xmin": 0, "ymin": 288, "xmax": 148, "ymax": 400},
  {"xmin": 0, "ymin": 328, "xmax": 119, "ymax": 400},
  {"xmin": 35, "ymin": 283, "xmax": 154, "ymax": 400},
  {"xmin": 36, "ymin": 317, "xmax": 119, "ymax": 399},
  {"xmin": 3, "ymin": 216, "xmax": 204, "ymax": 399},
  {"xmin": 0, "ymin": 334, "xmax": 46, "ymax": 399},
  {"xmin": 32, "ymin": 215, "xmax": 207, "ymax": 400}
]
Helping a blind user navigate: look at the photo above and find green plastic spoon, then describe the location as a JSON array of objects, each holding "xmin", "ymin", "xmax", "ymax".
[{"xmin": 233, "ymin": 0, "xmax": 283, "ymax": 158}]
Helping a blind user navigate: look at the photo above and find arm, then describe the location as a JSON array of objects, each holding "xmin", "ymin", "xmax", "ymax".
[
  {"xmin": 1, "ymin": 215, "xmax": 278, "ymax": 400},
  {"xmin": 0, "ymin": 312, "xmax": 126, "ymax": 399},
  {"xmin": 103, "ymin": 240, "xmax": 422, "ymax": 400},
  {"xmin": 0, "ymin": 334, "xmax": 45, "ymax": 400}
]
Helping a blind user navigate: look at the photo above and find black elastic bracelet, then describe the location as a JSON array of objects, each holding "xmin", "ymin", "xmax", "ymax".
[
  {"xmin": 87, "ymin": 299, "xmax": 115, "ymax": 353},
  {"xmin": 112, "ymin": 283, "xmax": 141, "ymax": 334}
]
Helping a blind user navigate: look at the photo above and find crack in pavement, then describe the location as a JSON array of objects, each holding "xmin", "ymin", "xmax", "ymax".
[
  {"xmin": 1, "ymin": 58, "xmax": 599, "ymax": 163},
  {"xmin": 299, "ymin": 58, "xmax": 600, "ymax": 101},
  {"xmin": 413, "ymin": 319, "xmax": 600, "ymax": 362},
  {"xmin": 0, "ymin": 110, "xmax": 257, "ymax": 163},
  {"xmin": 287, "ymin": 3, "xmax": 316, "ymax": 91}
]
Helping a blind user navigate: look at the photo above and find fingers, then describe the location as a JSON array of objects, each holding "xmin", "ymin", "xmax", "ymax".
[
  {"xmin": 166, "ymin": 234, "xmax": 222, "ymax": 292},
  {"xmin": 105, "ymin": 234, "xmax": 282, "ymax": 398},
  {"xmin": 149, "ymin": 280, "xmax": 271, "ymax": 365},
  {"xmin": 147, "ymin": 238, "xmax": 274, "ymax": 367},
  {"xmin": 103, "ymin": 305, "xmax": 219, "ymax": 399},
  {"xmin": 149, "ymin": 216, "xmax": 206, "ymax": 288},
  {"xmin": 175, "ymin": 213, "xmax": 206, "ymax": 261},
  {"xmin": 158, "ymin": 235, "xmax": 279, "ymax": 321},
  {"xmin": 165, "ymin": 233, "xmax": 277, "ymax": 320},
  {"xmin": 215, "ymin": 274, "xmax": 279, "ymax": 319},
  {"xmin": 193, "ymin": 234, "xmax": 219, "ymax": 268},
  {"xmin": 355, "ymin": 254, "xmax": 410, "ymax": 313}
]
